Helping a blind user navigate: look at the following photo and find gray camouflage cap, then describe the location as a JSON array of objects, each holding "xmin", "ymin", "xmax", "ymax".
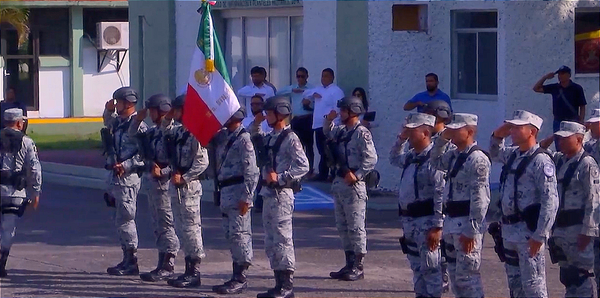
[{"xmin": 403, "ymin": 113, "xmax": 436, "ymax": 128}]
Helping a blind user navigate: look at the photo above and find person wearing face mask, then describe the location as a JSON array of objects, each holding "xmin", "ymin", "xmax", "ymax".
[
  {"xmin": 102, "ymin": 87, "xmax": 148, "ymax": 276},
  {"xmin": 128, "ymin": 94, "xmax": 180, "ymax": 282},
  {"xmin": 489, "ymin": 110, "xmax": 559, "ymax": 298},
  {"xmin": 250, "ymin": 96, "xmax": 309, "ymax": 298},
  {"xmin": 323, "ymin": 96, "xmax": 378, "ymax": 282}
]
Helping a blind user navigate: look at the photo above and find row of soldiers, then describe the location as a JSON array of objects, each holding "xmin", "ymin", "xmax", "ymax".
[
  {"xmin": 392, "ymin": 99, "xmax": 600, "ymax": 298},
  {"xmin": 99, "ymin": 86, "xmax": 377, "ymax": 298}
]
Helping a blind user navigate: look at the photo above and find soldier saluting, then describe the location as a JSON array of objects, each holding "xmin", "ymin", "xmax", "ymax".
[
  {"xmin": 0, "ymin": 108, "xmax": 42, "ymax": 278},
  {"xmin": 390, "ymin": 113, "xmax": 445, "ymax": 297},
  {"xmin": 128, "ymin": 94, "xmax": 181, "ymax": 282},
  {"xmin": 102, "ymin": 87, "xmax": 147, "ymax": 276},
  {"xmin": 324, "ymin": 96, "xmax": 377, "ymax": 282},
  {"xmin": 250, "ymin": 96, "xmax": 309, "ymax": 298},
  {"xmin": 490, "ymin": 110, "xmax": 559, "ymax": 298},
  {"xmin": 546, "ymin": 121, "xmax": 599, "ymax": 297},
  {"xmin": 161, "ymin": 94, "xmax": 209, "ymax": 288}
]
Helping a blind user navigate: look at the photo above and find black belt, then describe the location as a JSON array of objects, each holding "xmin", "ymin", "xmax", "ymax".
[
  {"xmin": 399, "ymin": 199, "xmax": 435, "ymax": 218},
  {"xmin": 554, "ymin": 209, "xmax": 585, "ymax": 228},
  {"xmin": 293, "ymin": 114, "xmax": 312, "ymax": 120},
  {"xmin": 218, "ymin": 176, "xmax": 245, "ymax": 188},
  {"xmin": 445, "ymin": 200, "xmax": 470, "ymax": 218}
]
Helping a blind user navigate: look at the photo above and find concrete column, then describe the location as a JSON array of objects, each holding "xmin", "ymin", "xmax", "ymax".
[{"xmin": 70, "ymin": 6, "xmax": 84, "ymax": 117}]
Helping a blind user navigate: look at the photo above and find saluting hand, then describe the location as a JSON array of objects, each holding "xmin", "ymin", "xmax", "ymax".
[
  {"xmin": 105, "ymin": 99, "xmax": 116, "ymax": 112},
  {"xmin": 326, "ymin": 110, "xmax": 338, "ymax": 121},
  {"xmin": 135, "ymin": 109, "xmax": 148, "ymax": 122},
  {"xmin": 493, "ymin": 123, "xmax": 512, "ymax": 139},
  {"xmin": 255, "ymin": 113, "xmax": 266, "ymax": 124}
]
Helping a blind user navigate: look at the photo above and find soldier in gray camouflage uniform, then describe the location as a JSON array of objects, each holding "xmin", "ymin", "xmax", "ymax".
[
  {"xmin": 584, "ymin": 109, "xmax": 600, "ymax": 297},
  {"xmin": 431, "ymin": 113, "xmax": 490, "ymax": 298},
  {"xmin": 390, "ymin": 113, "xmax": 444, "ymax": 297},
  {"xmin": 128, "ymin": 94, "xmax": 181, "ymax": 282},
  {"xmin": 490, "ymin": 110, "xmax": 559, "ymax": 298},
  {"xmin": 250, "ymin": 96, "xmax": 309, "ymax": 298},
  {"xmin": 102, "ymin": 87, "xmax": 147, "ymax": 276},
  {"xmin": 211, "ymin": 107, "xmax": 259, "ymax": 295},
  {"xmin": 161, "ymin": 95, "xmax": 209, "ymax": 288},
  {"xmin": 0, "ymin": 108, "xmax": 42, "ymax": 278},
  {"xmin": 546, "ymin": 121, "xmax": 599, "ymax": 298},
  {"xmin": 324, "ymin": 96, "xmax": 377, "ymax": 282}
]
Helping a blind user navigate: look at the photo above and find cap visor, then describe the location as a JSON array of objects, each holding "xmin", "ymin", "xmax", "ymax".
[
  {"xmin": 404, "ymin": 123, "xmax": 420, "ymax": 129},
  {"xmin": 554, "ymin": 131, "xmax": 575, "ymax": 138},
  {"xmin": 586, "ymin": 117, "xmax": 600, "ymax": 123},
  {"xmin": 505, "ymin": 119, "xmax": 529, "ymax": 126},
  {"xmin": 446, "ymin": 123, "xmax": 467, "ymax": 129}
]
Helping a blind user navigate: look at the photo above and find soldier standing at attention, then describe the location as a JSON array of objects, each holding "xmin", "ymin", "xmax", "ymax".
[
  {"xmin": 584, "ymin": 109, "xmax": 600, "ymax": 297},
  {"xmin": 430, "ymin": 113, "xmax": 490, "ymax": 298},
  {"xmin": 324, "ymin": 96, "xmax": 377, "ymax": 282},
  {"xmin": 102, "ymin": 87, "xmax": 147, "ymax": 276},
  {"xmin": 211, "ymin": 107, "xmax": 259, "ymax": 295},
  {"xmin": 250, "ymin": 96, "xmax": 309, "ymax": 298},
  {"xmin": 490, "ymin": 110, "xmax": 559, "ymax": 298},
  {"xmin": 546, "ymin": 121, "xmax": 599, "ymax": 297},
  {"xmin": 128, "ymin": 94, "xmax": 180, "ymax": 282},
  {"xmin": 161, "ymin": 94, "xmax": 209, "ymax": 288},
  {"xmin": 0, "ymin": 108, "xmax": 41, "ymax": 278},
  {"xmin": 390, "ymin": 113, "xmax": 445, "ymax": 297}
]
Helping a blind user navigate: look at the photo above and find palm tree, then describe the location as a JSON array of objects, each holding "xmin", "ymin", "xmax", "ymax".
[{"xmin": 0, "ymin": 4, "xmax": 30, "ymax": 48}]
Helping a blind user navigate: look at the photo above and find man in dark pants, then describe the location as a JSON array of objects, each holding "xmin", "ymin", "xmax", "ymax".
[
  {"xmin": 278, "ymin": 67, "xmax": 315, "ymax": 178},
  {"xmin": 533, "ymin": 65, "xmax": 587, "ymax": 150}
]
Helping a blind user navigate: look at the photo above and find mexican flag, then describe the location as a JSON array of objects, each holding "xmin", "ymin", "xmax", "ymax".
[{"xmin": 182, "ymin": 0, "xmax": 240, "ymax": 147}]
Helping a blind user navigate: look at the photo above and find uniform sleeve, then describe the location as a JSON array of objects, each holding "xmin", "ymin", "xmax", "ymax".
[
  {"xmin": 128, "ymin": 118, "xmax": 144, "ymax": 137},
  {"xmin": 532, "ymin": 156, "xmax": 559, "ymax": 242},
  {"xmin": 278, "ymin": 134, "xmax": 309, "ymax": 185},
  {"xmin": 354, "ymin": 128, "xmax": 378, "ymax": 181},
  {"xmin": 240, "ymin": 135, "xmax": 260, "ymax": 204},
  {"xmin": 464, "ymin": 155, "xmax": 491, "ymax": 238},
  {"xmin": 121, "ymin": 121, "xmax": 147, "ymax": 173},
  {"xmin": 160, "ymin": 118, "xmax": 177, "ymax": 136},
  {"xmin": 322, "ymin": 118, "xmax": 340, "ymax": 140},
  {"xmin": 181, "ymin": 137, "xmax": 209, "ymax": 182},
  {"xmin": 542, "ymin": 84, "xmax": 557, "ymax": 95},
  {"xmin": 389, "ymin": 139, "xmax": 409, "ymax": 168},
  {"xmin": 22, "ymin": 138, "xmax": 42, "ymax": 196},
  {"xmin": 581, "ymin": 160, "xmax": 600, "ymax": 237},
  {"xmin": 430, "ymin": 136, "xmax": 455, "ymax": 171},
  {"xmin": 430, "ymin": 167, "xmax": 446, "ymax": 228},
  {"xmin": 489, "ymin": 135, "xmax": 515, "ymax": 164},
  {"xmin": 102, "ymin": 108, "xmax": 116, "ymax": 128},
  {"xmin": 249, "ymin": 119, "xmax": 268, "ymax": 138}
]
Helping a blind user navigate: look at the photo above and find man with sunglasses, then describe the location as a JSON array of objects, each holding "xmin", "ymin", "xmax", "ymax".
[{"xmin": 277, "ymin": 67, "xmax": 316, "ymax": 178}]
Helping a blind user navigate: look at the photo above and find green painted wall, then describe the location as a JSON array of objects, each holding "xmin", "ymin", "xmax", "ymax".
[
  {"xmin": 70, "ymin": 6, "xmax": 84, "ymax": 117},
  {"xmin": 28, "ymin": 122, "xmax": 103, "ymax": 135},
  {"xmin": 129, "ymin": 0, "xmax": 176, "ymax": 105},
  {"xmin": 336, "ymin": 0, "xmax": 369, "ymax": 95}
]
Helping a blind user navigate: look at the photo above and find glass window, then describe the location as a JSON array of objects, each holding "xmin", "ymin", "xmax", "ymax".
[
  {"xmin": 574, "ymin": 9, "xmax": 600, "ymax": 74},
  {"xmin": 244, "ymin": 17, "xmax": 268, "ymax": 81},
  {"xmin": 269, "ymin": 17, "xmax": 291, "ymax": 89},
  {"xmin": 226, "ymin": 18, "xmax": 243, "ymax": 93},
  {"xmin": 452, "ymin": 11, "xmax": 498, "ymax": 99},
  {"xmin": 290, "ymin": 16, "xmax": 303, "ymax": 81},
  {"xmin": 30, "ymin": 8, "xmax": 70, "ymax": 57}
]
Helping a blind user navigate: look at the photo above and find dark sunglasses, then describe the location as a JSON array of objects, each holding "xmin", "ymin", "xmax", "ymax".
[{"xmin": 296, "ymin": 75, "xmax": 307, "ymax": 79}]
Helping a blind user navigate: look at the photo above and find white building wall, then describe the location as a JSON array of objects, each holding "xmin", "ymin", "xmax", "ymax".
[
  {"xmin": 175, "ymin": 0, "xmax": 202, "ymax": 94},
  {"xmin": 368, "ymin": 0, "xmax": 599, "ymax": 190},
  {"xmin": 38, "ymin": 67, "xmax": 70, "ymax": 118},
  {"xmin": 82, "ymin": 39, "xmax": 130, "ymax": 116},
  {"xmin": 302, "ymin": 1, "xmax": 337, "ymax": 81}
]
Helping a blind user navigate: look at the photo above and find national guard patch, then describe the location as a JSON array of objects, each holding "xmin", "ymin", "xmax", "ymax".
[
  {"xmin": 591, "ymin": 167, "xmax": 599, "ymax": 179},
  {"xmin": 362, "ymin": 130, "xmax": 373, "ymax": 143},
  {"xmin": 476, "ymin": 163, "xmax": 487, "ymax": 176},
  {"xmin": 543, "ymin": 164, "xmax": 555, "ymax": 177}
]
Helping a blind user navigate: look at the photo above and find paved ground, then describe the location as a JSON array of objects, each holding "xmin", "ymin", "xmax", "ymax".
[
  {"xmin": 0, "ymin": 183, "xmax": 565, "ymax": 298},
  {"xmin": 38, "ymin": 149, "xmax": 105, "ymax": 168}
]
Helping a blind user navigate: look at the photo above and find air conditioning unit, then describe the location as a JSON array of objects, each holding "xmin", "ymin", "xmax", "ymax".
[{"xmin": 96, "ymin": 22, "xmax": 129, "ymax": 50}]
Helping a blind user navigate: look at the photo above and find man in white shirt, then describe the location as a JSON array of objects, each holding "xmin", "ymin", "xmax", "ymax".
[
  {"xmin": 237, "ymin": 66, "xmax": 276, "ymax": 113},
  {"xmin": 303, "ymin": 68, "xmax": 345, "ymax": 181},
  {"xmin": 241, "ymin": 95, "xmax": 272, "ymax": 134}
]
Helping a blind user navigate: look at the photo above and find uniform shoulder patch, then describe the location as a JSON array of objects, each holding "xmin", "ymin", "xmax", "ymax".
[
  {"xmin": 543, "ymin": 163, "xmax": 555, "ymax": 177},
  {"xmin": 359, "ymin": 127, "xmax": 373, "ymax": 142},
  {"xmin": 476, "ymin": 163, "xmax": 488, "ymax": 176},
  {"xmin": 591, "ymin": 166, "xmax": 599, "ymax": 179}
]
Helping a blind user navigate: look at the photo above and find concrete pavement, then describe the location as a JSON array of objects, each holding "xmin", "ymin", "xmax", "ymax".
[{"xmin": 0, "ymin": 183, "xmax": 564, "ymax": 298}]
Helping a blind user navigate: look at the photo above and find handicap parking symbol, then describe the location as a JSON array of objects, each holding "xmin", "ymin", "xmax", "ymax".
[{"xmin": 294, "ymin": 185, "xmax": 334, "ymax": 211}]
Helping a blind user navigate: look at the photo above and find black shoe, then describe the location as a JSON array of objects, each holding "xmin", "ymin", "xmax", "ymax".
[
  {"xmin": 212, "ymin": 262, "xmax": 249, "ymax": 295},
  {"xmin": 107, "ymin": 248, "xmax": 139, "ymax": 276},
  {"xmin": 341, "ymin": 253, "xmax": 364, "ymax": 281},
  {"xmin": 330, "ymin": 251, "xmax": 354, "ymax": 279},
  {"xmin": 257, "ymin": 270, "xmax": 294, "ymax": 298},
  {"xmin": 257, "ymin": 270, "xmax": 282, "ymax": 298},
  {"xmin": 140, "ymin": 252, "xmax": 176, "ymax": 282},
  {"xmin": 0, "ymin": 250, "xmax": 9, "ymax": 278},
  {"xmin": 167, "ymin": 256, "xmax": 201, "ymax": 288}
]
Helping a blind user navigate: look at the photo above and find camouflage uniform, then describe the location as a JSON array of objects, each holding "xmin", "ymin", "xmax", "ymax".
[
  {"xmin": 430, "ymin": 113, "xmax": 490, "ymax": 298},
  {"xmin": 161, "ymin": 118, "xmax": 209, "ymax": 287},
  {"xmin": 103, "ymin": 108, "xmax": 147, "ymax": 254},
  {"xmin": 584, "ymin": 108, "xmax": 600, "ymax": 297},
  {"xmin": 390, "ymin": 118, "xmax": 444, "ymax": 298},
  {"xmin": 490, "ymin": 111, "xmax": 559, "ymax": 298},
  {"xmin": 0, "ymin": 109, "xmax": 42, "ymax": 277}
]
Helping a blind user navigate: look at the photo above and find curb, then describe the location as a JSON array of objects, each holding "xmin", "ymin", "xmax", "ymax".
[{"xmin": 41, "ymin": 162, "xmax": 107, "ymax": 190}]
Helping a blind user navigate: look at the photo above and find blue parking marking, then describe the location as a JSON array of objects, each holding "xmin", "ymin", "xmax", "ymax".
[{"xmin": 294, "ymin": 185, "xmax": 334, "ymax": 210}]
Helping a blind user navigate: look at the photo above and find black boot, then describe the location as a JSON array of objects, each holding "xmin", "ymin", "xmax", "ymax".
[
  {"xmin": 107, "ymin": 248, "xmax": 139, "ymax": 276},
  {"xmin": 167, "ymin": 256, "xmax": 201, "ymax": 288},
  {"xmin": 212, "ymin": 262, "xmax": 250, "ymax": 294},
  {"xmin": 276, "ymin": 270, "xmax": 295, "ymax": 298},
  {"xmin": 257, "ymin": 270, "xmax": 282, "ymax": 298},
  {"xmin": 329, "ymin": 251, "xmax": 354, "ymax": 279},
  {"xmin": 140, "ymin": 252, "xmax": 176, "ymax": 282},
  {"xmin": 0, "ymin": 250, "xmax": 9, "ymax": 278},
  {"xmin": 341, "ymin": 253, "xmax": 364, "ymax": 281}
]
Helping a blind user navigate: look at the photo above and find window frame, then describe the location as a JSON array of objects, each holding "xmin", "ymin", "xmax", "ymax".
[
  {"xmin": 573, "ymin": 7, "xmax": 600, "ymax": 77},
  {"xmin": 451, "ymin": 10, "xmax": 498, "ymax": 101},
  {"xmin": 221, "ymin": 7, "xmax": 302, "ymax": 89}
]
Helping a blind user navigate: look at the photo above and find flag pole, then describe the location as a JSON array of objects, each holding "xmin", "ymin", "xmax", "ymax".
[{"xmin": 202, "ymin": 0, "xmax": 215, "ymax": 72}]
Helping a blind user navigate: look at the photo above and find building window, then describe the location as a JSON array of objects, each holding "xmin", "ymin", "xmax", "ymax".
[
  {"xmin": 30, "ymin": 8, "xmax": 70, "ymax": 57},
  {"xmin": 451, "ymin": 11, "xmax": 498, "ymax": 99},
  {"xmin": 224, "ymin": 14, "xmax": 303, "ymax": 93},
  {"xmin": 574, "ymin": 9, "xmax": 600, "ymax": 75},
  {"xmin": 392, "ymin": 4, "xmax": 428, "ymax": 32}
]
